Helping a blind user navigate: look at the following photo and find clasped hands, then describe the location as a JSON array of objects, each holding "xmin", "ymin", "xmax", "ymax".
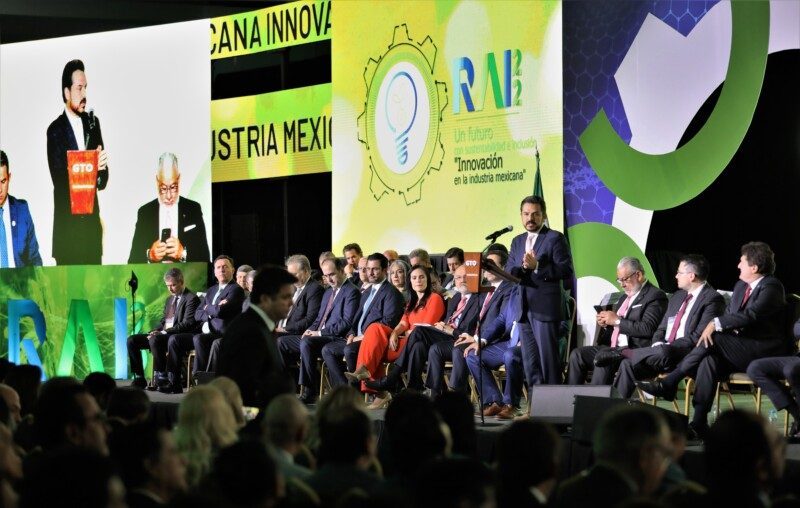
[
  {"xmin": 522, "ymin": 250, "xmax": 538, "ymax": 271},
  {"xmin": 597, "ymin": 310, "xmax": 620, "ymax": 328}
]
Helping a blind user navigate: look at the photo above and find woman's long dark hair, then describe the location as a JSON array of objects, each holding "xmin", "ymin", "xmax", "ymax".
[{"xmin": 407, "ymin": 264, "xmax": 433, "ymax": 312}]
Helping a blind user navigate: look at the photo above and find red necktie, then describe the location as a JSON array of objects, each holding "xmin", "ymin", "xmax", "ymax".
[
  {"xmin": 667, "ymin": 293, "xmax": 693, "ymax": 343},
  {"xmin": 739, "ymin": 284, "xmax": 752, "ymax": 310},
  {"xmin": 448, "ymin": 296, "xmax": 468, "ymax": 327},
  {"xmin": 475, "ymin": 289, "xmax": 495, "ymax": 336},
  {"xmin": 610, "ymin": 297, "xmax": 631, "ymax": 348}
]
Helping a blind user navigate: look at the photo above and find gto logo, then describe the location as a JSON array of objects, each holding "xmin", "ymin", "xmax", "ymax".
[
  {"xmin": 71, "ymin": 163, "xmax": 94, "ymax": 173},
  {"xmin": 465, "ymin": 260, "xmax": 479, "ymax": 267}
]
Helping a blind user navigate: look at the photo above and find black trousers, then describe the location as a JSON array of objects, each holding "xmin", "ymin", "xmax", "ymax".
[
  {"xmin": 394, "ymin": 326, "xmax": 453, "ymax": 390},
  {"xmin": 126, "ymin": 333, "xmax": 170, "ymax": 378},
  {"xmin": 614, "ymin": 339, "xmax": 693, "ymax": 398}
]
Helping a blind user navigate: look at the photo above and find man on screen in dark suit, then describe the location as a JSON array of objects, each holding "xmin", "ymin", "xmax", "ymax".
[
  {"xmin": 274, "ymin": 254, "xmax": 323, "ymax": 336},
  {"xmin": 128, "ymin": 152, "xmax": 210, "ymax": 263},
  {"xmin": 47, "ymin": 59, "xmax": 109, "ymax": 265},
  {"xmin": 613, "ymin": 255, "xmax": 725, "ymax": 398},
  {"xmin": 640, "ymin": 242, "xmax": 788, "ymax": 438},
  {"xmin": 0, "ymin": 151, "xmax": 43, "ymax": 267},
  {"xmin": 507, "ymin": 195, "xmax": 574, "ymax": 385},
  {"xmin": 217, "ymin": 265, "xmax": 298, "ymax": 407},
  {"xmin": 126, "ymin": 267, "xmax": 200, "ymax": 389}
]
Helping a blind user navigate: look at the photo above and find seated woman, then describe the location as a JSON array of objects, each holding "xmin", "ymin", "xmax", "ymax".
[
  {"xmin": 345, "ymin": 265, "xmax": 445, "ymax": 409},
  {"xmin": 389, "ymin": 259, "xmax": 412, "ymax": 304}
]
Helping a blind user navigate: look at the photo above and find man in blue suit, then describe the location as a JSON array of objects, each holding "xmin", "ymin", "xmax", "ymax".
[
  {"xmin": 322, "ymin": 252, "xmax": 404, "ymax": 390},
  {"xmin": 0, "ymin": 151, "xmax": 42, "ymax": 267},
  {"xmin": 507, "ymin": 195, "xmax": 574, "ymax": 385},
  {"xmin": 464, "ymin": 286, "xmax": 525, "ymax": 419},
  {"xmin": 278, "ymin": 258, "xmax": 360, "ymax": 403}
]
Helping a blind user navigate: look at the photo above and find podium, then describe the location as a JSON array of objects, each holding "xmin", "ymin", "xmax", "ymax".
[
  {"xmin": 67, "ymin": 150, "xmax": 99, "ymax": 215},
  {"xmin": 463, "ymin": 252, "xmax": 519, "ymax": 293}
]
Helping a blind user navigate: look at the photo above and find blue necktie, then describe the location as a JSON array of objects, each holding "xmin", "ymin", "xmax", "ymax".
[
  {"xmin": 357, "ymin": 286, "xmax": 378, "ymax": 335},
  {"xmin": 508, "ymin": 321, "xmax": 520, "ymax": 348},
  {"xmin": 0, "ymin": 207, "xmax": 8, "ymax": 268}
]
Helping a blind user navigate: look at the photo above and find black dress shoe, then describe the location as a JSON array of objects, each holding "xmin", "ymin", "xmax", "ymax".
[
  {"xmin": 594, "ymin": 348, "xmax": 623, "ymax": 368},
  {"xmin": 298, "ymin": 391, "xmax": 318, "ymax": 405},
  {"xmin": 364, "ymin": 376, "xmax": 397, "ymax": 392},
  {"xmin": 688, "ymin": 421, "xmax": 710, "ymax": 441},
  {"xmin": 158, "ymin": 383, "xmax": 183, "ymax": 394},
  {"xmin": 131, "ymin": 377, "xmax": 147, "ymax": 389},
  {"xmin": 636, "ymin": 379, "xmax": 676, "ymax": 401}
]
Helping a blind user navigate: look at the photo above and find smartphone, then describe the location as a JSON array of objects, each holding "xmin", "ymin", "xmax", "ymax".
[
  {"xmin": 160, "ymin": 228, "xmax": 171, "ymax": 243},
  {"xmin": 594, "ymin": 304, "xmax": 613, "ymax": 313}
]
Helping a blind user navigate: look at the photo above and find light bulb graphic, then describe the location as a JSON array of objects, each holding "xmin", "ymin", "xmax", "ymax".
[{"xmin": 384, "ymin": 71, "xmax": 418, "ymax": 166}]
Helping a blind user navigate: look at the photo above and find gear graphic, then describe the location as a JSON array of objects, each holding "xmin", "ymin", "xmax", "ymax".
[{"xmin": 357, "ymin": 24, "xmax": 448, "ymax": 205}]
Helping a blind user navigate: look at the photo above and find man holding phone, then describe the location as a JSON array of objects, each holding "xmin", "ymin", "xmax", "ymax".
[{"xmin": 128, "ymin": 152, "xmax": 210, "ymax": 263}]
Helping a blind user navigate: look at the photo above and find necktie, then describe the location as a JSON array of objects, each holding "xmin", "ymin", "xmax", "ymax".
[
  {"xmin": 667, "ymin": 293, "xmax": 693, "ymax": 343},
  {"xmin": 0, "ymin": 207, "xmax": 7, "ymax": 268},
  {"xmin": 211, "ymin": 286, "xmax": 224, "ymax": 305},
  {"xmin": 610, "ymin": 296, "xmax": 631, "ymax": 348},
  {"xmin": 508, "ymin": 321, "xmax": 520, "ymax": 348},
  {"xmin": 319, "ymin": 288, "xmax": 338, "ymax": 329},
  {"xmin": 281, "ymin": 286, "xmax": 303, "ymax": 328},
  {"xmin": 475, "ymin": 290, "xmax": 494, "ymax": 336},
  {"xmin": 448, "ymin": 295, "xmax": 469, "ymax": 327},
  {"xmin": 165, "ymin": 296, "xmax": 177, "ymax": 320},
  {"xmin": 740, "ymin": 284, "xmax": 752, "ymax": 310},
  {"xmin": 357, "ymin": 286, "xmax": 378, "ymax": 335}
]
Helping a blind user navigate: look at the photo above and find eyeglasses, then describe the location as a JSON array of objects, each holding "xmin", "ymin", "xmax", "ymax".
[
  {"xmin": 616, "ymin": 271, "xmax": 639, "ymax": 284},
  {"xmin": 675, "ymin": 271, "xmax": 694, "ymax": 276},
  {"xmin": 158, "ymin": 183, "xmax": 179, "ymax": 195}
]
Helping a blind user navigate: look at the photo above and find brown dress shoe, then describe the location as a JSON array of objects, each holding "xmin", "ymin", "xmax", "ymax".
[
  {"xmin": 482, "ymin": 402, "xmax": 503, "ymax": 417},
  {"xmin": 497, "ymin": 405, "xmax": 520, "ymax": 420}
]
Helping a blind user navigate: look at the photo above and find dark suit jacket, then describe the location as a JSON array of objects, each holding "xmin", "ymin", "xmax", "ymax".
[
  {"xmin": 481, "ymin": 287, "xmax": 521, "ymax": 346},
  {"xmin": 508, "ymin": 227, "xmax": 574, "ymax": 322},
  {"xmin": 481, "ymin": 280, "xmax": 513, "ymax": 331},
  {"xmin": 309, "ymin": 280, "xmax": 360, "ymax": 338},
  {"xmin": 283, "ymin": 279, "xmax": 324, "ymax": 334},
  {"xmin": 554, "ymin": 464, "xmax": 637, "ymax": 508},
  {"xmin": 348, "ymin": 272, "xmax": 361, "ymax": 287},
  {"xmin": 444, "ymin": 292, "xmax": 480, "ymax": 337},
  {"xmin": 127, "ymin": 197, "xmax": 210, "ymax": 263},
  {"xmin": 718, "ymin": 277, "xmax": 786, "ymax": 344},
  {"xmin": 217, "ymin": 307, "xmax": 283, "ymax": 407},
  {"xmin": 154, "ymin": 288, "xmax": 200, "ymax": 335},
  {"xmin": 46, "ymin": 111, "xmax": 108, "ymax": 263},
  {"xmin": 348, "ymin": 281, "xmax": 405, "ymax": 336},
  {"xmin": 596, "ymin": 281, "xmax": 667, "ymax": 349},
  {"xmin": 195, "ymin": 282, "xmax": 245, "ymax": 335},
  {"xmin": 651, "ymin": 284, "xmax": 725, "ymax": 345},
  {"xmin": 7, "ymin": 195, "xmax": 43, "ymax": 266}
]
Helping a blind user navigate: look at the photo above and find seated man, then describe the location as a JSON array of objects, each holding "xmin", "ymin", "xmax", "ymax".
[
  {"xmin": 126, "ymin": 267, "xmax": 200, "ymax": 389},
  {"xmin": 567, "ymin": 257, "xmax": 666, "ymax": 385},
  {"xmin": 639, "ymin": 242, "xmax": 788, "ymax": 438},
  {"xmin": 321, "ymin": 253, "xmax": 404, "ymax": 389},
  {"xmin": 278, "ymin": 258, "xmax": 360, "ymax": 403},
  {"xmin": 442, "ymin": 247, "xmax": 464, "ymax": 292},
  {"xmin": 365, "ymin": 264, "xmax": 478, "ymax": 393},
  {"xmin": 464, "ymin": 286, "xmax": 524, "ymax": 419},
  {"xmin": 342, "ymin": 243, "xmax": 363, "ymax": 287},
  {"xmin": 274, "ymin": 254, "xmax": 323, "ymax": 337},
  {"xmin": 614, "ymin": 255, "xmax": 725, "ymax": 398},
  {"xmin": 161, "ymin": 255, "xmax": 244, "ymax": 393}
]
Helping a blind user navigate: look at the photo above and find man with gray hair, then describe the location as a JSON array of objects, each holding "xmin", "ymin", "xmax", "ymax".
[
  {"xmin": 566, "ymin": 257, "xmax": 666, "ymax": 385},
  {"xmin": 275, "ymin": 254, "xmax": 323, "ymax": 336},
  {"xmin": 128, "ymin": 152, "xmax": 210, "ymax": 263},
  {"xmin": 126, "ymin": 267, "xmax": 200, "ymax": 389},
  {"xmin": 236, "ymin": 264, "xmax": 254, "ymax": 290},
  {"xmin": 262, "ymin": 393, "xmax": 312, "ymax": 481}
]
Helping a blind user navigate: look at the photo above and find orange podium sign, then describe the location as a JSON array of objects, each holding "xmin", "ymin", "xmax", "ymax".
[{"xmin": 67, "ymin": 150, "xmax": 98, "ymax": 215}]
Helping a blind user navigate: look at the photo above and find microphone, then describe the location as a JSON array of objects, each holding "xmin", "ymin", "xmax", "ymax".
[
  {"xmin": 485, "ymin": 225, "xmax": 513, "ymax": 241},
  {"xmin": 128, "ymin": 271, "xmax": 138, "ymax": 293}
]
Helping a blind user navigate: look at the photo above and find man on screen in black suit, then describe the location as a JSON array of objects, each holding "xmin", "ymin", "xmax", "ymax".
[
  {"xmin": 128, "ymin": 152, "xmax": 210, "ymax": 263},
  {"xmin": 47, "ymin": 59, "xmax": 109, "ymax": 265}
]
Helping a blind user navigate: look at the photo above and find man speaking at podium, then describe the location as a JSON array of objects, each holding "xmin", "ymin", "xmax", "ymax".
[
  {"xmin": 507, "ymin": 195, "xmax": 573, "ymax": 385},
  {"xmin": 127, "ymin": 152, "xmax": 210, "ymax": 263},
  {"xmin": 47, "ymin": 59, "xmax": 109, "ymax": 265}
]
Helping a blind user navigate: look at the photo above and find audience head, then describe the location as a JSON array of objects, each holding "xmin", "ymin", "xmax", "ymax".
[
  {"xmin": 408, "ymin": 248, "xmax": 431, "ymax": 269},
  {"xmin": 4, "ymin": 364, "xmax": 42, "ymax": 416},
  {"xmin": 676, "ymin": 254, "xmax": 710, "ymax": 291},
  {"xmin": 483, "ymin": 250, "xmax": 508, "ymax": 284},
  {"xmin": 318, "ymin": 250, "xmax": 336, "ymax": 267},
  {"xmin": 520, "ymin": 195, "xmax": 547, "ymax": 233},
  {"xmin": 285, "ymin": 254, "xmax": 312, "ymax": 287},
  {"xmin": 444, "ymin": 247, "xmax": 465, "ymax": 274},
  {"xmin": 383, "ymin": 249, "xmax": 399, "ymax": 262},
  {"xmin": 106, "ymin": 386, "xmax": 150, "ymax": 425},
  {"xmin": 320, "ymin": 258, "xmax": 346, "ymax": 289},
  {"xmin": 433, "ymin": 391, "xmax": 476, "ymax": 458},
  {"xmin": 83, "ymin": 371, "xmax": 117, "ymax": 411},
  {"xmin": 211, "ymin": 441, "xmax": 282, "ymax": 508},
  {"xmin": 20, "ymin": 447, "xmax": 125, "ymax": 508},
  {"xmin": 0, "ymin": 150, "xmax": 9, "ymax": 208},
  {"xmin": 415, "ymin": 457, "xmax": 495, "ymax": 508},
  {"xmin": 309, "ymin": 385, "xmax": 365, "ymax": 451},
  {"xmin": 593, "ymin": 405, "xmax": 671, "ymax": 496},
  {"xmin": 366, "ymin": 252, "xmax": 389, "ymax": 284},
  {"xmin": 408, "ymin": 264, "xmax": 434, "ymax": 311},
  {"xmin": 209, "ymin": 376, "xmax": 246, "ymax": 428},
  {"xmin": 705, "ymin": 409, "xmax": 785, "ymax": 494},
  {"xmin": 34, "ymin": 378, "xmax": 109, "ymax": 455},
  {"xmin": 250, "ymin": 264, "xmax": 297, "ymax": 322},
  {"xmin": 110, "ymin": 422, "xmax": 187, "ymax": 501},
  {"xmin": 213, "ymin": 254, "xmax": 235, "ymax": 284},
  {"xmin": 453, "ymin": 264, "xmax": 470, "ymax": 295},
  {"xmin": 740, "ymin": 241, "xmax": 776, "ymax": 279},
  {"xmin": 0, "ymin": 384, "xmax": 21, "ymax": 430},
  {"xmin": 385, "ymin": 392, "xmax": 449, "ymax": 476},
  {"xmin": 245, "ymin": 269, "xmax": 257, "ymax": 292},
  {"xmin": 343, "ymin": 243, "xmax": 363, "ymax": 268},
  {"xmin": 357, "ymin": 256, "xmax": 370, "ymax": 284},
  {"xmin": 389, "ymin": 259, "xmax": 411, "ymax": 292},
  {"xmin": 318, "ymin": 406, "xmax": 375, "ymax": 467},
  {"xmin": 164, "ymin": 267, "xmax": 186, "ymax": 296},
  {"xmin": 486, "ymin": 242, "xmax": 508, "ymax": 255},
  {"xmin": 617, "ymin": 257, "xmax": 646, "ymax": 295},
  {"xmin": 497, "ymin": 419, "xmax": 560, "ymax": 495},
  {"xmin": 262, "ymin": 393, "xmax": 310, "ymax": 454},
  {"xmin": 235, "ymin": 264, "xmax": 254, "ymax": 290}
]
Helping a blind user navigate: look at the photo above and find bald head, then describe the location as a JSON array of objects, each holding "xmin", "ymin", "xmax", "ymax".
[{"xmin": 263, "ymin": 394, "xmax": 309, "ymax": 451}]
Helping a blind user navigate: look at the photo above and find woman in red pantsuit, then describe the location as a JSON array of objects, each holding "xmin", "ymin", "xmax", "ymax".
[{"xmin": 346, "ymin": 265, "xmax": 445, "ymax": 408}]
